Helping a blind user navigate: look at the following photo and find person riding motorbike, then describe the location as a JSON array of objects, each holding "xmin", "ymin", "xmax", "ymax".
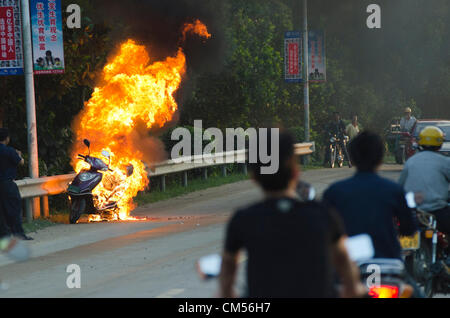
[
  {"xmin": 323, "ymin": 131, "xmax": 423, "ymax": 297},
  {"xmin": 324, "ymin": 112, "xmax": 352, "ymax": 168},
  {"xmin": 399, "ymin": 107, "xmax": 417, "ymax": 134},
  {"xmin": 398, "ymin": 126, "xmax": 450, "ymax": 240},
  {"xmin": 323, "ymin": 131, "xmax": 418, "ymax": 260}
]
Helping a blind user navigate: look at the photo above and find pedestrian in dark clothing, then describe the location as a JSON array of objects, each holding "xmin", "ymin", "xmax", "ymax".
[{"xmin": 0, "ymin": 128, "xmax": 33, "ymax": 240}]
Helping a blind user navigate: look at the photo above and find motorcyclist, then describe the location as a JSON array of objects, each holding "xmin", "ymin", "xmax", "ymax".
[
  {"xmin": 399, "ymin": 107, "xmax": 417, "ymax": 134},
  {"xmin": 398, "ymin": 126, "xmax": 450, "ymax": 238},
  {"xmin": 324, "ymin": 112, "xmax": 351, "ymax": 168},
  {"xmin": 323, "ymin": 131, "xmax": 423, "ymax": 297},
  {"xmin": 323, "ymin": 131, "xmax": 418, "ymax": 260}
]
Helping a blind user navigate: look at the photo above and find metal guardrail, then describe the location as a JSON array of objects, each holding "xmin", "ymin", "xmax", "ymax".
[
  {"xmin": 14, "ymin": 142, "xmax": 314, "ymax": 221},
  {"xmin": 15, "ymin": 174, "xmax": 75, "ymax": 199}
]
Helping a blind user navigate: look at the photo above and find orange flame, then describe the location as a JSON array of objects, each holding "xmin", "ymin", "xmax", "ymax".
[
  {"xmin": 71, "ymin": 21, "xmax": 211, "ymax": 221},
  {"xmin": 182, "ymin": 19, "xmax": 212, "ymax": 42}
]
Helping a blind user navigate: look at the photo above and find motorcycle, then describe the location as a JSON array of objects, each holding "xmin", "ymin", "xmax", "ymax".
[
  {"xmin": 358, "ymin": 258, "xmax": 413, "ymax": 298},
  {"xmin": 196, "ymin": 233, "xmax": 414, "ymax": 298},
  {"xmin": 394, "ymin": 131, "xmax": 415, "ymax": 164},
  {"xmin": 386, "ymin": 121, "xmax": 416, "ymax": 164},
  {"xmin": 400, "ymin": 193, "xmax": 450, "ymax": 297},
  {"xmin": 195, "ymin": 185, "xmax": 412, "ymax": 298},
  {"xmin": 296, "ymin": 181, "xmax": 316, "ymax": 202},
  {"xmin": 328, "ymin": 134, "xmax": 350, "ymax": 168},
  {"xmin": 66, "ymin": 139, "xmax": 134, "ymax": 224},
  {"xmin": 344, "ymin": 234, "xmax": 413, "ymax": 298}
]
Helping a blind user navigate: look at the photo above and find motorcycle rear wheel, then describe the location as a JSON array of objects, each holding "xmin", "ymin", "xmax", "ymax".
[
  {"xmin": 330, "ymin": 147, "xmax": 336, "ymax": 168},
  {"xmin": 338, "ymin": 150, "xmax": 344, "ymax": 168},
  {"xmin": 406, "ymin": 240, "xmax": 435, "ymax": 298},
  {"xmin": 70, "ymin": 197, "xmax": 86, "ymax": 224}
]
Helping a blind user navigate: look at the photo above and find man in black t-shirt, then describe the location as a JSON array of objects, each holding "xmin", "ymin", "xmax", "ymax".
[{"xmin": 220, "ymin": 130, "xmax": 364, "ymax": 298}]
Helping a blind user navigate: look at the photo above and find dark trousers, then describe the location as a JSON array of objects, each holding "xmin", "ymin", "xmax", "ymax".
[
  {"xmin": 0, "ymin": 200, "xmax": 9, "ymax": 238},
  {"xmin": 0, "ymin": 180, "xmax": 25, "ymax": 236},
  {"xmin": 431, "ymin": 206, "xmax": 450, "ymax": 236}
]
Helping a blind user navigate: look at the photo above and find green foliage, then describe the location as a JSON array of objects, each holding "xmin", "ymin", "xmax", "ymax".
[
  {"xmin": 1, "ymin": 0, "xmax": 449, "ymax": 180},
  {"xmin": 182, "ymin": 0, "xmax": 298, "ymax": 129},
  {"xmin": 0, "ymin": 1, "xmax": 113, "ymax": 178}
]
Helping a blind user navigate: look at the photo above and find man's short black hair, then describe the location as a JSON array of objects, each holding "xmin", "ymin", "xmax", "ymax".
[
  {"xmin": 348, "ymin": 131, "xmax": 384, "ymax": 172},
  {"xmin": 0, "ymin": 128, "xmax": 9, "ymax": 142},
  {"xmin": 248, "ymin": 129, "xmax": 296, "ymax": 192}
]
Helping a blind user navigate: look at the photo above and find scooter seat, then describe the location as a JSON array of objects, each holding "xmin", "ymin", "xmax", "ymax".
[{"xmin": 358, "ymin": 258, "xmax": 405, "ymax": 276}]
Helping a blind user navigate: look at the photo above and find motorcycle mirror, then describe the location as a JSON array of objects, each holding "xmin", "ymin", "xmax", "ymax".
[
  {"xmin": 405, "ymin": 192, "xmax": 417, "ymax": 209},
  {"xmin": 345, "ymin": 234, "xmax": 375, "ymax": 262},
  {"xmin": 101, "ymin": 150, "xmax": 110, "ymax": 159},
  {"xmin": 196, "ymin": 254, "xmax": 222, "ymax": 280},
  {"xmin": 296, "ymin": 182, "xmax": 316, "ymax": 201},
  {"xmin": 308, "ymin": 187, "xmax": 316, "ymax": 201},
  {"xmin": 83, "ymin": 139, "xmax": 90, "ymax": 148}
]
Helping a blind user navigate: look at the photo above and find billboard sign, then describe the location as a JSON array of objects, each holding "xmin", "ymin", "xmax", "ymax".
[
  {"xmin": 30, "ymin": 0, "xmax": 65, "ymax": 74},
  {"xmin": 308, "ymin": 30, "xmax": 326, "ymax": 82},
  {"xmin": 284, "ymin": 31, "xmax": 302, "ymax": 83},
  {"xmin": 0, "ymin": 0, "xmax": 23, "ymax": 76}
]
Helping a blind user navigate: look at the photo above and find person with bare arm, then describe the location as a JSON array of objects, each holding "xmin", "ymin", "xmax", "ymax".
[{"xmin": 219, "ymin": 129, "xmax": 364, "ymax": 298}]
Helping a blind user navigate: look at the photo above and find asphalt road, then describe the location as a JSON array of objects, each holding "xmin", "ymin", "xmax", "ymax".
[{"xmin": 0, "ymin": 164, "xmax": 444, "ymax": 298}]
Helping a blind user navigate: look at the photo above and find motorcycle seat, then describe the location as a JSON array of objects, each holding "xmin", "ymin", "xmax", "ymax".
[{"xmin": 358, "ymin": 258, "xmax": 405, "ymax": 276}]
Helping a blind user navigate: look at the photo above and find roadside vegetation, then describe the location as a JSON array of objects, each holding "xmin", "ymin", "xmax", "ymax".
[
  {"xmin": 2, "ymin": 0, "xmax": 448, "ymax": 182},
  {"xmin": 2, "ymin": 0, "xmax": 445, "ymax": 231}
]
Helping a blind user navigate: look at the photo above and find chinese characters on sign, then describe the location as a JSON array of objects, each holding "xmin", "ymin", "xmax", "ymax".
[
  {"xmin": 284, "ymin": 31, "xmax": 302, "ymax": 83},
  {"xmin": 285, "ymin": 30, "xmax": 326, "ymax": 83},
  {"xmin": 0, "ymin": 0, "xmax": 23, "ymax": 76},
  {"xmin": 30, "ymin": 0, "xmax": 64, "ymax": 74},
  {"xmin": 308, "ymin": 30, "xmax": 326, "ymax": 82}
]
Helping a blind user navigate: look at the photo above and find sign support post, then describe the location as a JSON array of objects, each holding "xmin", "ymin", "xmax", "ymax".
[
  {"xmin": 20, "ymin": 0, "xmax": 40, "ymax": 219},
  {"xmin": 302, "ymin": 0, "xmax": 310, "ymax": 164}
]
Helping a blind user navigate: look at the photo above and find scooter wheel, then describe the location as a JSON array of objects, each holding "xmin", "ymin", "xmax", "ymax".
[
  {"xmin": 70, "ymin": 198, "xmax": 86, "ymax": 224},
  {"xmin": 330, "ymin": 148, "xmax": 336, "ymax": 169}
]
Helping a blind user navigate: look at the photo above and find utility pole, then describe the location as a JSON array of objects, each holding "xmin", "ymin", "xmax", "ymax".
[
  {"xmin": 20, "ymin": 0, "xmax": 40, "ymax": 219},
  {"xmin": 302, "ymin": 0, "xmax": 310, "ymax": 164}
]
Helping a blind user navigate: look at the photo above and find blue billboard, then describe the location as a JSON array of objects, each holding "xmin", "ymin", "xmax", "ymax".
[{"xmin": 30, "ymin": 0, "xmax": 64, "ymax": 74}]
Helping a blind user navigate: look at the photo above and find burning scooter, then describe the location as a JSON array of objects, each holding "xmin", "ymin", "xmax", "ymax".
[{"xmin": 67, "ymin": 139, "xmax": 134, "ymax": 224}]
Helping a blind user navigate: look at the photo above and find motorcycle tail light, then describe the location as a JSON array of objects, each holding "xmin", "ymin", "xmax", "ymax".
[
  {"xmin": 425, "ymin": 230, "xmax": 434, "ymax": 239},
  {"xmin": 368, "ymin": 285, "xmax": 399, "ymax": 298}
]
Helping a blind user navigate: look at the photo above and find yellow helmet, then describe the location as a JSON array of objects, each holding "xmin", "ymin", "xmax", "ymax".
[
  {"xmin": 404, "ymin": 107, "xmax": 412, "ymax": 113},
  {"xmin": 418, "ymin": 126, "xmax": 444, "ymax": 147}
]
